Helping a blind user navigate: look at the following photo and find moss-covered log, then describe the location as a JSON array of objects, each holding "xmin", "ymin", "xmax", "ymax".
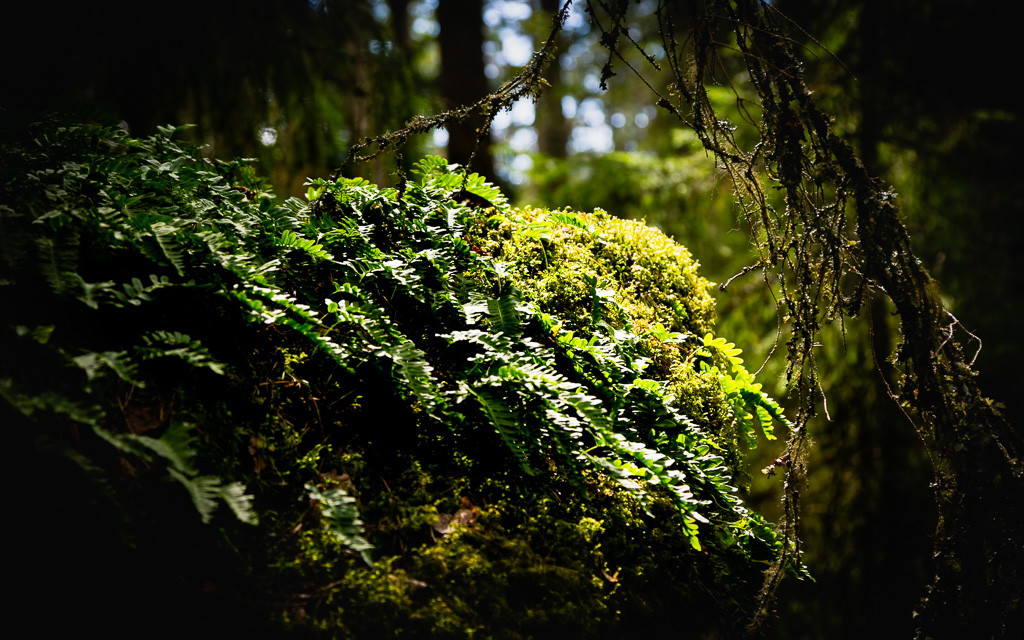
[{"xmin": 2, "ymin": 116, "xmax": 793, "ymax": 637}]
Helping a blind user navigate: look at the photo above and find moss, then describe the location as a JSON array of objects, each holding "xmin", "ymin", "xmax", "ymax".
[
  {"xmin": 270, "ymin": 447, "xmax": 768, "ymax": 638},
  {"xmin": 465, "ymin": 206, "xmax": 715, "ymax": 338},
  {"xmin": 465, "ymin": 205, "xmax": 745, "ymax": 445}
]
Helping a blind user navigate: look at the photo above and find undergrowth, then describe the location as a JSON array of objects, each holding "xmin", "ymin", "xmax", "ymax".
[{"xmin": 1, "ymin": 114, "xmax": 796, "ymax": 637}]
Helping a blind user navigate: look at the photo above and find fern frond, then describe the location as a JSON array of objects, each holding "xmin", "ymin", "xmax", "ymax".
[
  {"xmin": 0, "ymin": 204, "xmax": 31, "ymax": 273},
  {"xmin": 168, "ymin": 471, "xmax": 258, "ymax": 525},
  {"xmin": 229, "ymin": 288, "xmax": 355, "ymax": 367},
  {"xmin": 36, "ymin": 231, "xmax": 80, "ymax": 294},
  {"xmin": 486, "ymin": 290, "xmax": 522, "ymax": 337},
  {"xmin": 280, "ymin": 196, "xmax": 310, "ymax": 218},
  {"xmin": 392, "ymin": 339, "xmax": 438, "ymax": 413},
  {"xmin": 108, "ymin": 274, "xmax": 173, "ymax": 308},
  {"xmin": 444, "ymin": 328, "xmax": 517, "ymax": 355},
  {"xmin": 0, "ymin": 377, "xmax": 103, "ymax": 425},
  {"xmin": 138, "ymin": 331, "xmax": 226, "ymax": 375},
  {"xmin": 98, "ymin": 420, "xmax": 257, "ymax": 526},
  {"xmin": 154, "ymin": 419, "xmax": 199, "ymax": 474},
  {"xmin": 412, "ymin": 155, "xmax": 450, "ymax": 183},
  {"xmin": 150, "ymin": 221, "xmax": 186, "ymax": 276},
  {"xmin": 169, "ymin": 469, "xmax": 221, "ymax": 522},
  {"xmin": 278, "ymin": 229, "xmax": 334, "ymax": 261},
  {"xmin": 465, "ymin": 384, "xmax": 535, "ymax": 476},
  {"xmin": 306, "ymin": 483, "xmax": 374, "ymax": 566},
  {"xmin": 71, "ymin": 350, "xmax": 142, "ymax": 388},
  {"xmin": 460, "ymin": 172, "xmax": 509, "ymax": 210},
  {"xmin": 562, "ymin": 391, "xmax": 611, "ymax": 432},
  {"xmin": 548, "ymin": 210, "xmax": 589, "ymax": 231},
  {"xmin": 217, "ymin": 481, "xmax": 259, "ymax": 525}
]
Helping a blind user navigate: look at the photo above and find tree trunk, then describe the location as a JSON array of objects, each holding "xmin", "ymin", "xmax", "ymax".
[
  {"xmin": 437, "ymin": 0, "xmax": 495, "ymax": 178},
  {"xmin": 534, "ymin": 0, "xmax": 569, "ymax": 158}
]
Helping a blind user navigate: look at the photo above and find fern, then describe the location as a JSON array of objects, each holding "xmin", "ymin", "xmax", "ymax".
[
  {"xmin": 411, "ymin": 154, "xmax": 509, "ymax": 210},
  {"xmin": 138, "ymin": 331, "xmax": 227, "ymax": 376},
  {"xmin": 464, "ymin": 384, "xmax": 535, "ymax": 476},
  {"xmin": 106, "ymin": 275, "xmax": 174, "ymax": 308},
  {"xmin": 548, "ymin": 210, "xmax": 590, "ymax": 231},
  {"xmin": 278, "ymin": 229, "xmax": 334, "ymax": 261},
  {"xmin": 169, "ymin": 469, "xmax": 258, "ymax": 525},
  {"xmin": 0, "ymin": 205, "xmax": 31, "ymax": 274},
  {"xmin": 459, "ymin": 172, "xmax": 509, "ymax": 210},
  {"xmin": 0, "ymin": 377, "xmax": 103, "ymax": 426},
  {"xmin": 93, "ymin": 421, "xmax": 257, "ymax": 525},
  {"xmin": 2, "ymin": 121, "xmax": 793, "ymax": 626},
  {"xmin": 150, "ymin": 221, "xmax": 186, "ymax": 276},
  {"xmin": 36, "ymin": 231, "xmax": 80, "ymax": 294},
  {"xmin": 392, "ymin": 339, "xmax": 439, "ymax": 414},
  {"xmin": 306, "ymin": 483, "xmax": 374, "ymax": 566},
  {"xmin": 71, "ymin": 350, "xmax": 142, "ymax": 388},
  {"xmin": 412, "ymin": 155, "xmax": 450, "ymax": 182},
  {"xmin": 218, "ymin": 481, "xmax": 259, "ymax": 525},
  {"xmin": 589, "ymin": 275, "xmax": 627, "ymax": 335},
  {"xmin": 700, "ymin": 333, "xmax": 791, "ymax": 445},
  {"xmin": 485, "ymin": 289, "xmax": 524, "ymax": 337}
]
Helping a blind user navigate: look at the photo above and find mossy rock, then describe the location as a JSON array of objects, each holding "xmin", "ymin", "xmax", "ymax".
[{"xmin": 2, "ymin": 124, "xmax": 789, "ymax": 639}]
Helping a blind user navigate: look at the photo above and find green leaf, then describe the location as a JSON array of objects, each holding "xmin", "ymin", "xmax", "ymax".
[
  {"xmin": 219, "ymin": 482, "xmax": 259, "ymax": 525},
  {"xmin": 412, "ymin": 155, "xmax": 450, "ymax": 183},
  {"xmin": 486, "ymin": 290, "xmax": 523, "ymax": 337},
  {"xmin": 465, "ymin": 385, "xmax": 534, "ymax": 476},
  {"xmin": 169, "ymin": 469, "xmax": 221, "ymax": 523},
  {"xmin": 150, "ymin": 221, "xmax": 185, "ymax": 276},
  {"xmin": 306, "ymin": 484, "xmax": 374, "ymax": 566}
]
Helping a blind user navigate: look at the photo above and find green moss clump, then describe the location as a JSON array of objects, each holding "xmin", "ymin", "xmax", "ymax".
[
  {"xmin": 465, "ymin": 206, "xmax": 715, "ymax": 339},
  {"xmin": 463, "ymin": 205, "xmax": 761, "ymax": 445}
]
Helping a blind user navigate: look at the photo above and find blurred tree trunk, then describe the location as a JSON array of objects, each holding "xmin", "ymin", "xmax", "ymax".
[
  {"xmin": 390, "ymin": 0, "xmax": 411, "ymax": 52},
  {"xmin": 822, "ymin": 0, "xmax": 937, "ymax": 634},
  {"xmin": 437, "ymin": 0, "xmax": 495, "ymax": 178},
  {"xmin": 534, "ymin": 0, "xmax": 569, "ymax": 158}
]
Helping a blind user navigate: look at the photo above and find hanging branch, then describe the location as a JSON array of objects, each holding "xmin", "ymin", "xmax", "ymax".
[
  {"xmin": 642, "ymin": 1, "xmax": 1023, "ymax": 636},
  {"xmin": 333, "ymin": 1, "xmax": 573, "ymax": 183}
]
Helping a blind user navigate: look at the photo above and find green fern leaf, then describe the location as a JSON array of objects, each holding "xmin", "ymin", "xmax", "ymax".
[
  {"xmin": 139, "ymin": 331, "xmax": 226, "ymax": 375},
  {"xmin": 36, "ymin": 231, "xmax": 80, "ymax": 294},
  {"xmin": 71, "ymin": 350, "xmax": 142, "ymax": 387},
  {"xmin": 169, "ymin": 469, "xmax": 221, "ymax": 523},
  {"xmin": 548, "ymin": 210, "xmax": 589, "ymax": 231},
  {"xmin": 150, "ymin": 221, "xmax": 186, "ymax": 276},
  {"xmin": 306, "ymin": 484, "xmax": 374, "ymax": 566},
  {"xmin": 155, "ymin": 419, "xmax": 199, "ymax": 474},
  {"xmin": 461, "ymin": 173, "xmax": 509, "ymax": 210},
  {"xmin": 278, "ymin": 229, "xmax": 334, "ymax": 261},
  {"xmin": 1, "ymin": 378, "xmax": 103, "ymax": 425},
  {"xmin": 562, "ymin": 392, "xmax": 611, "ymax": 432},
  {"xmin": 279, "ymin": 196, "xmax": 309, "ymax": 217},
  {"xmin": 412, "ymin": 155, "xmax": 450, "ymax": 183},
  {"xmin": 465, "ymin": 385, "xmax": 534, "ymax": 475},
  {"xmin": 166, "ymin": 471, "xmax": 256, "ymax": 525},
  {"xmin": 0, "ymin": 204, "xmax": 32, "ymax": 273},
  {"xmin": 392, "ymin": 339, "xmax": 438, "ymax": 412},
  {"xmin": 219, "ymin": 481, "xmax": 259, "ymax": 525},
  {"xmin": 486, "ymin": 290, "xmax": 523, "ymax": 337}
]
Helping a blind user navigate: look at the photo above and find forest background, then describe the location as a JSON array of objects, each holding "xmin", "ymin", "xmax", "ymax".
[{"xmin": 3, "ymin": 0, "xmax": 1021, "ymax": 637}]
